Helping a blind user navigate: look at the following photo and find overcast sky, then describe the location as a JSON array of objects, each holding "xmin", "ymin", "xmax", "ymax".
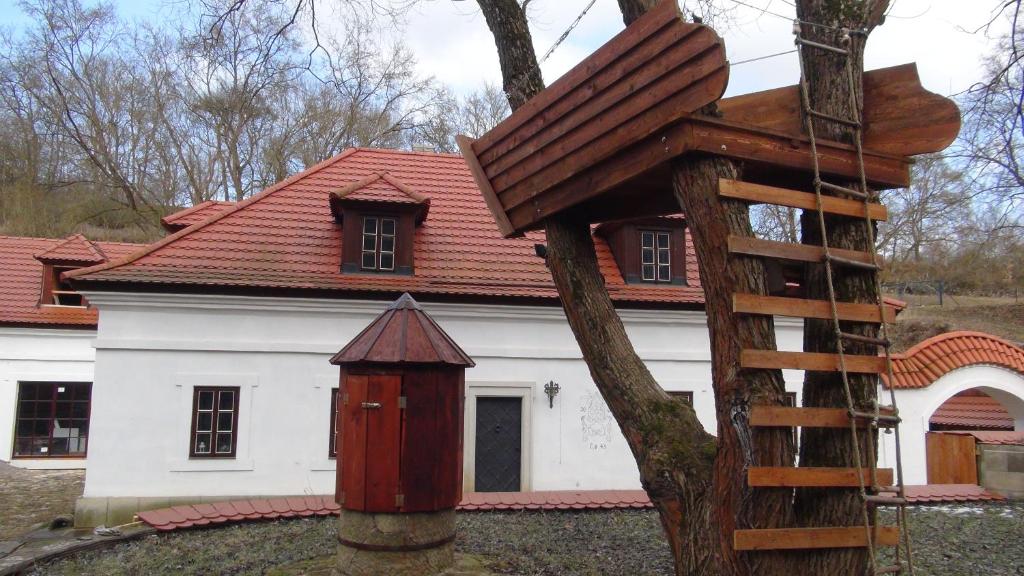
[{"xmin": 0, "ymin": 0, "xmax": 1011, "ymax": 99}]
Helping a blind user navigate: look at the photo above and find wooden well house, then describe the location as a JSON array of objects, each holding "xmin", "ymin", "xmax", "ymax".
[{"xmin": 330, "ymin": 292, "xmax": 474, "ymax": 576}]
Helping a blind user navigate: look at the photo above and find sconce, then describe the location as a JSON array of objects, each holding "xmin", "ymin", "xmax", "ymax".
[{"xmin": 544, "ymin": 380, "xmax": 560, "ymax": 408}]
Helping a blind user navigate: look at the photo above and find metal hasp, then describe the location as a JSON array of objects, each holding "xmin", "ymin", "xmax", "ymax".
[
  {"xmin": 457, "ymin": 0, "xmax": 959, "ymax": 238},
  {"xmin": 330, "ymin": 292, "xmax": 475, "ymax": 576}
]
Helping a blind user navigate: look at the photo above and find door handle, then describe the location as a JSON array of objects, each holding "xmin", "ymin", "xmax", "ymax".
[{"xmin": 361, "ymin": 402, "xmax": 382, "ymax": 409}]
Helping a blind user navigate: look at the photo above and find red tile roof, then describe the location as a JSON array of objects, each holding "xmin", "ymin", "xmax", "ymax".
[
  {"xmin": 0, "ymin": 235, "xmax": 143, "ymax": 328},
  {"xmin": 885, "ymin": 331, "xmax": 1024, "ymax": 389},
  {"xmin": 136, "ymin": 486, "xmax": 1004, "ymax": 531},
  {"xmin": 161, "ymin": 200, "xmax": 236, "ymax": 232},
  {"xmin": 930, "ymin": 393, "xmax": 1014, "ymax": 430},
  {"xmin": 68, "ymin": 148, "xmax": 704, "ymax": 306}
]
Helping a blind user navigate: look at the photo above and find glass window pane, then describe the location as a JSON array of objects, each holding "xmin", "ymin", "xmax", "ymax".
[
  {"xmin": 659, "ymin": 264, "xmax": 671, "ymax": 280},
  {"xmin": 72, "ymin": 403, "xmax": 89, "ymax": 419},
  {"xmin": 55, "ymin": 402, "xmax": 72, "ymax": 419},
  {"xmin": 17, "ymin": 420, "xmax": 33, "ymax": 436},
  {"xmin": 657, "ymin": 233, "xmax": 670, "ymax": 249},
  {"xmin": 379, "ymin": 253, "xmax": 394, "ymax": 271},
  {"xmin": 641, "ymin": 232, "xmax": 654, "ymax": 248},
  {"xmin": 34, "ymin": 420, "xmax": 50, "ymax": 435},
  {"xmin": 198, "ymin": 391, "xmax": 214, "ymax": 411},
  {"xmin": 197, "ymin": 412, "xmax": 213, "ymax": 432},
  {"xmin": 215, "ymin": 433, "xmax": 233, "ymax": 454},
  {"xmin": 363, "ymin": 217, "xmax": 377, "ymax": 234},
  {"xmin": 361, "ymin": 252, "xmax": 376, "ymax": 269},
  {"xmin": 641, "ymin": 249, "xmax": 654, "ymax": 265},
  {"xmin": 380, "ymin": 236, "xmax": 394, "ymax": 253},
  {"xmin": 362, "ymin": 234, "xmax": 376, "ymax": 251},
  {"xmin": 195, "ymin": 433, "xmax": 211, "ymax": 454},
  {"xmin": 56, "ymin": 385, "xmax": 73, "ymax": 400},
  {"xmin": 381, "ymin": 219, "xmax": 395, "ymax": 235},
  {"xmin": 217, "ymin": 411, "xmax": 233, "ymax": 432},
  {"xmin": 658, "ymin": 249, "xmax": 670, "ymax": 265},
  {"xmin": 218, "ymin": 391, "xmax": 235, "ymax": 411},
  {"xmin": 642, "ymin": 264, "xmax": 655, "ymax": 280}
]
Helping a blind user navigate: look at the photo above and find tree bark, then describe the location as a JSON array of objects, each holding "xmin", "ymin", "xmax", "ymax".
[{"xmin": 793, "ymin": 2, "xmax": 889, "ymax": 574}]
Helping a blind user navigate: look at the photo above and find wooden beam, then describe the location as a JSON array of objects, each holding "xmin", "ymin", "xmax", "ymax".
[
  {"xmin": 719, "ymin": 179, "xmax": 888, "ymax": 221},
  {"xmin": 749, "ymin": 406, "xmax": 897, "ymax": 429},
  {"xmin": 748, "ymin": 467, "xmax": 894, "ymax": 488},
  {"xmin": 733, "ymin": 294, "xmax": 896, "ymax": 323},
  {"xmin": 740, "ymin": 350, "xmax": 888, "ymax": 373},
  {"xmin": 457, "ymin": 135, "xmax": 518, "ymax": 238},
  {"xmin": 727, "ymin": 235, "xmax": 878, "ymax": 266},
  {"xmin": 734, "ymin": 526, "xmax": 900, "ymax": 551}
]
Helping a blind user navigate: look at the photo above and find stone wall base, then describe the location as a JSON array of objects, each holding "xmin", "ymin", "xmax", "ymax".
[{"xmin": 336, "ymin": 508, "xmax": 456, "ymax": 576}]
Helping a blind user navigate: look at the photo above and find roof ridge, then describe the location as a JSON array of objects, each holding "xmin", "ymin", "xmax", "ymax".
[
  {"xmin": 67, "ymin": 148, "xmax": 364, "ymax": 281},
  {"xmin": 900, "ymin": 330, "xmax": 1022, "ymax": 358}
]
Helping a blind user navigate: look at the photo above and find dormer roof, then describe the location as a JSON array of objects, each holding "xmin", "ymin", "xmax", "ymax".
[
  {"xmin": 329, "ymin": 172, "xmax": 430, "ymax": 223},
  {"xmin": 34, "ymin": 234, "xmax": 108, "ymax": 265}
]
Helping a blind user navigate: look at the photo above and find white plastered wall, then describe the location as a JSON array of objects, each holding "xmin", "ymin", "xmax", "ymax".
[
  {"xmin": 81, "ymin": 291, "xmax": 807, "ymax": 498},
  {"xmin": 879, "ymin": 365, "xmax": 1024, "ymax": 485},
  {"xmin": 0, "ymin": 327, "xmax": 96, "ymax": 468}
]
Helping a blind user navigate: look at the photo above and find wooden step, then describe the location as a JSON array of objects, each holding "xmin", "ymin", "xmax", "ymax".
[
  {"xmin": 719, "ymin": 179, "xmax": 888, "ymax": 221},
  {"xmin": 734, "ymin": 526, "xmax": 900, "ymax": 551},
  {"xmin": 733, "ymin": 294, "xmax": 896, "ymax": 323},
  {"xmin": 748, "ymin": 467, "xmax": 894, "ymax": 488},
  {"xmin": 749, "ymin": 406, "xmax": 898, "ymax": 429},
  {"xmin": 727, "ymin": 235, "xmax": 879, "ymax": 266},
  {"xmin": 741, "ymin": 350, "xmax": 888, "ymax": 373}
]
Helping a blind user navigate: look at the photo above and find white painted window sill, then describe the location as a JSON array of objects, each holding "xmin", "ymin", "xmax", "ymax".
[
  {"xmin": 310, "ymin": 459, "xmax": 337, "ymax": 472},
  {"xmin": 169, "ymin": 458, "xmax": 254, "ymax": 472}
]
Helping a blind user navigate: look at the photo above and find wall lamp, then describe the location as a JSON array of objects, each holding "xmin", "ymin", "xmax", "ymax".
[{"xmin": 544, "ymin": 380, "xmax": 561, "ymax": 408}]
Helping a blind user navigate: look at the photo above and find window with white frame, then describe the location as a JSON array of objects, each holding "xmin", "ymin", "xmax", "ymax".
[
  {"xmin": 189, "ymin": 387, "xmax": 239, "ymax": 458},
  {"xmin": 640, "ymin": 230, "xmax": 671, "ymax": 282},
  {"xmin": 361, "ymin": 216, "xmax": 396, "ymax": 272}
]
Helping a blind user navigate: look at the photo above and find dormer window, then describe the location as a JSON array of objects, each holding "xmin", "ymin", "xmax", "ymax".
[
  {"xmin": 43, "ymin": 265, "xmax": 86, "ymax": 307},
  {"xmin": 640, "ymin": 230, "xmax": 672, "ymax": 283},
  {"xmin": 329, "ymin": 172, "xmax": 430, "ymax": 276},
  {"xmin": 361, "ymin": 216, "xmax": 397, "ymax": 272},
  {"xmin": 595, "ymin": 216, "xmax": 687, "ymax": 286}
]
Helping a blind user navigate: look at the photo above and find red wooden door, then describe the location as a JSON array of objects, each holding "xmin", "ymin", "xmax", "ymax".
[{"xmin": 340, "ymin": 373, "xmax": 403, "ymax": 512}]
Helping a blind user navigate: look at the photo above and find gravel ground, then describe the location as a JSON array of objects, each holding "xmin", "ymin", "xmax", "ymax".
[
  {"xmin": 0, "ymin": 461, "xmax": 84, "ymax": 540},
  {"xmin": 28, "ymin": 503, "xmax": 1024, "ymax": 576}
]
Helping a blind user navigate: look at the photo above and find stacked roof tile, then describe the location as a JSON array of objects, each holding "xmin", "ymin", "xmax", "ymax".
[
  {"xmin": 68, "ymin": 148, "xmax": 704, "ymax": 306},
  {"xmin": 942, "ymin": 430, "xmax": 1024, "ymax": 446},
  {"xmin": 886, "ymin": 331, "xmax": 1024, "ymax": 389},
  {"xmin": 0, "ymin": 235, "xmax": 142, "ymax": 328},
  {"xmin": 930, "ymin": 392, "xmax": 1014, "ymax": 430}
]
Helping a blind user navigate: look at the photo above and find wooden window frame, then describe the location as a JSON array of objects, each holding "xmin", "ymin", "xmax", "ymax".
[
  {"xmin": 360, "ymin": 216, "xmax": 397, "ymax": 272},
  {"xmin": 41, "ymin": 265, "xmax": 86, "ymax": 308},
  {"xmin": 13, "ymin": 381, "xmax": 92, "ymax": 459},
  {"xmin": 669, "ymin": 390, "xmax": 694, "ymax": 405},
  {"xmin": 639, "ymin": 229, "xmax": 672, "ymax": 283},
  {"xmin": 189, "ymin": 386, "xmax": 240, "ymax": 458},
  {"xmin": 329, "ymin": 387, "xmax": 340, "ymax": 458}
]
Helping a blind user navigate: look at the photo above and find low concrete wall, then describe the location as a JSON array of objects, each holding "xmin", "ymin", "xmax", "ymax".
[{"xmin": 978, "ymin": 444, "xmax": 1024, "ymax": 499}]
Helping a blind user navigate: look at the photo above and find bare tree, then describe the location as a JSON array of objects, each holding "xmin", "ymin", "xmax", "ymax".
[{"xmin": 414, "ymin": 84, "xmax": 509, "ymax": 153}]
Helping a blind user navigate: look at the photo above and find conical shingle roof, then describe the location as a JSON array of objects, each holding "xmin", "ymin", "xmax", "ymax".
[{"xmin": 330, "ymin": 293, "xmax": 474, "ymax": 367}]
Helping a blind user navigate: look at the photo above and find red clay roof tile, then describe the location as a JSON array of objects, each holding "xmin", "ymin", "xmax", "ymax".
[
  {"xmin": 0, "ymin": 235, "xmax": 142, "ymax": 327},
  {"xmin": 67, "ymin": 148, "xmax": 704, "ymax": 306},
  {"xmin": 930, "ymin": 393, "xmax": 1014, "ymax": 429},
  {"xmin": 884, "ymin": 331, "xmax": 1024, "ymax": 389},
  {"xmin": 161, "ymin": 200, "xmax": 237, "ymax": 232}
]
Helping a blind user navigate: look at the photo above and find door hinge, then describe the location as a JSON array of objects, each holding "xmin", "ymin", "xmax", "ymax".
[
  {"xmin": 361, "ymin": 402, "xmax": 382, "ymax": 409},
  {"xmin": 398, "ymin": 396, "xmax": 407, "ymax": 409},
  {"xmin": 395, "ymin": 494, "xmax": 404, "ymax": 507}
]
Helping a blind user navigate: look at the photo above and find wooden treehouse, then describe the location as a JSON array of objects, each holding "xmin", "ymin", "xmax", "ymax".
[{"xmin": 459, "ymin": 0, "xmax": 958, "ymax": 569}]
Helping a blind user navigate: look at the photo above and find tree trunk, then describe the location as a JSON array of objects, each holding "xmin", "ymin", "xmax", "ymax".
[{"xmin": 793, "ymin": 2, "xmax": 889, "ymax": 574}]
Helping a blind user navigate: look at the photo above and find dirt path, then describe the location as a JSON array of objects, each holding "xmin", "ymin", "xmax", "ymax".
[{"xmin": 0, "ymin": 461, "xmax": 84, "ymax": 539}]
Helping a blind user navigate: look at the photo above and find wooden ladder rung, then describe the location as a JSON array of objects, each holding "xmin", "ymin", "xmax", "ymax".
[
  {"xmin": 840, "ymin": 331, "xmax": 891, "ymax": 347},
  {"xmin": 740, "ymin": 350, "xmax": 888, "ymax": 373},
  {"xmin": 749, "ymin": 406, "xmax": 898, "ymax": 429},
  {"xmin": 733, "ymin": 294, "xmax": 896, "ymax": 323},
  {"xmin": 748, "ymin": 467, "xmax": 894, "ymax": 488},
  {"xmin": 826, "ymin": 253, "xmax": 881, "ymax": 271},
  {"xmin": 727, "ymin": 236, "xmax": 878, "ymax": 266},
  {"xmin": 734, "ymin": 526, "xmax": 900, "ymax": 551},
  {"xmin": 719, "ymin": 179, "xmax": 888, "ymax": 221}
]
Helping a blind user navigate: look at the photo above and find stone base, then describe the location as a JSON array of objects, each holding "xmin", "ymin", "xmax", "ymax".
[{"xmin": 335, "ymin": 509, "xmax": 456, "ymax": 576}]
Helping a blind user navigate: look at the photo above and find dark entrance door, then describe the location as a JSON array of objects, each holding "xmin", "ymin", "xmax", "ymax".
[{"xmin": 474, "ymin": 396, "xmax": 522, "ymax": 492}]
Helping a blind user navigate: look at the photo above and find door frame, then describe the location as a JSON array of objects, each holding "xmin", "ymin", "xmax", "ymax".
[{"xmin": 464, "ymin": 382, "xmax": 533, "ymax": 492}]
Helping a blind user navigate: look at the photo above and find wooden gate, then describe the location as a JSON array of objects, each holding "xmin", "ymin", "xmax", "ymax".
[{"xmin": 926, "ymin": 432, "xmax": 978, "ymax": 484}]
